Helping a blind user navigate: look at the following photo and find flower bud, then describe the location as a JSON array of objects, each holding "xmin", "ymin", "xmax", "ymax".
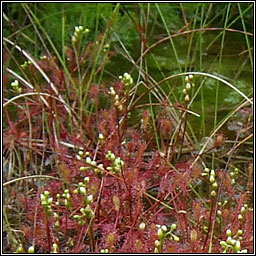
[
  {"xmin": 161, "ymin": 225, "xmax": 167, "ymax": 232},
  {"xmin": 210, "ymin": 175, "xmax": 215, "ymax": 183},
  {"xmin": 234, "ymin": 240, "xmax": 241, "ymax": 251},
  {"xmin": 171, "ymin": 223, "xmax": 177, "ymax": 232},
  {"xmin": 155, "ymin": 240, "xmax": 161, "ymax": 247},
  {"xmin": 139, "ymin": 222, "xmax": 146, "ymax": 231},
  {"xmin": 28, "ymin": 246, "xmax": 35, "ymax": 253},
  {"xmin": 184, "ymin": 95, "xmax": 190, "ymax": 102},
  {"xmin": 186, "ymin": 83, "xmax": 191, "ymax": 90},
  {"xmin": 157, "ymin": 228, "xmax": 164, "ymax": 239},
  {"xmin": 210, "ymin": 190, "xmax": 216, "ymax": 197},
  {"xmin": 226, "ymin": 229, "xmax": 232, "ymax": 237},
  {"xmin": 80, "ymin": 166, "xmax": 87, "ymax": 172}
]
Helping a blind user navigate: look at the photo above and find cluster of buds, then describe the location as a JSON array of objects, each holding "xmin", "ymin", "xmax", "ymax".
[
  {"xmin": 40, "ymin": 191, "xmax": 53, "ymax": 218},
  {"xmin": 220, "ymin": 229, "xmax": 247, "ymax": 253},
  {"xmin": 76, "ymin": 150, "xmax": 89, "ymax": 161},
  {"xmin": 62, "ymin": 189, "xmax": 72, "ymax": 210},
  {"xmin": 72, "ymin": 25, "xmax": 89, "ymax": 44},
  {"xmin": 106, "ymin": 151, "xmax": 124, "ymax": 175},
  {"xmin": 182, "ymin": 74, "xmax": 195, "ymax": 103},
  {"xmin": 230, "ymin": 167, "xmax": 239, "ymax": 186},
  {"xmin": 53, "ymin": 212, "xmax": 60, "ymax": 229},
  {"xmin": 238, "ymin": 204, "xmax": 248, "ymax": 222},
  {"xmin": 73, "ymin": 204, "xmax": 94, "ymax": 225},
  {"xmin": 11, "ymin": 80, "xmax": 22, "ymax": 94},
  {"xmin": 108, "ymin": 87, "xmax": 123, "ymax": 112},
  {"xmin": 21, "ymin": 60, "xmax": 32, "ymax": 69},
  {"xmin": 154, "ymin": 224, "xmax": 179, "ymax": 253},
  {"xmin": 73, "ymin": 177, "xmax": 94, "ymax": 225},
  {"xmin": 100, "ymin": 249, "xmax": 109, "ymax": 253},
  {"xmin": 79, "ymin": 154, "xmax": 104, "ymax": 176},
  {"xmin": 201, "ymin": 168, "xmax": 218, "ymax": 197},
  {"xmin": 217, "ymin": 200, "xmax": 228, "ymax": 217},
  {"xmin": 103, "ymin": 43, "xmax": 110, "ymax": 52},
  {"xmin": 119, "ymin": 72, "xmax": 133, "ymax": 87}
]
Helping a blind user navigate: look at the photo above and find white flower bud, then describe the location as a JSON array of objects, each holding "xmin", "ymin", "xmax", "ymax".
[
  {"xmin": 79, "ymin": 186, "xmax": 86, "ymax": 195},
  {"xmin": 184, "ymin": 95, "xmax": 190, "ymax": 102},
  {"xmin": 186, "ymin": 83, "xmax": 191, "ymax": 90},
  {"xmin": 226, "ymin": 229, "xmax": 232, "ymax": 237},
  {"xmin": 139, "ymin": 222, "xmax": 146, "ymax": 231},
  {"xmin": 28, "ymin": 246, "xmax": 35, "ymax": 253}
]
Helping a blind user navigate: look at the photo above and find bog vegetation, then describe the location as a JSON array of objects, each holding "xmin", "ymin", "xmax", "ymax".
[{"xmin": 3, "ymin": 3, "xmax": 253, "ymax": 253}]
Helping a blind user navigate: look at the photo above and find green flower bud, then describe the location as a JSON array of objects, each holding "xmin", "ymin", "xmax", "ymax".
[
  {"xmin": 188, "ymin": 74, "xmax": 194, "ymax": 81},
  {"xmin": 220, "ymin": 241, "xmax": 226, "ymax": 247},
  {"xmin": 226, "ymin": 236, "xmax": 232, "ymax": 244},
  {"xmin": 80, "ymin": 208, "xmax": 86, "ymax": 215},
  {"xmin": 91, "ymin": 160, "xmax": 97, "ymax": 167},
  {"xmin": 154, "ymin": 248, "xmax": 159, "ymax": 253},
  {"xmin": 234, "ymin": 240, "xmax": 241, "ymax": 251},
  {"xmin": 79, "ymin": 187, "xmax": 86, "ymax": 195},
  {"xmin": 212, "ymin": 181, "xmax": 218, "ymax": 188},
  {"xmin": 230, "ymin": 239, "xmax": 236, "ymax": 246},
  {"xmin": 99, "ymin": 133, "xmax": 104, "ymax": 140},
  {"xmin": 161, "ymin": 225, "xmax": 167, "ymax": 232},
  {"xmin": 54, "ymin": 220, "xmax": 60, "ymax": 229},
  {"xmin": 155, "ymin": 240, "xmax": 161, "ymax": 247},
  {"xmin": 86, "ymin": 157, "xmax": 92, "ymax": 164},
  {"xmin": 237, "ymin": 230, "xmax": 243, "ymax": 236},
  {"xmin": 240, "ymin": 207, "xmax": 246, "ymax": 214},
  {"xmin": 17, "ymin": 245, "xmax": 25, "ymax": 253},
  {"xmin": 157, "ymin": 228, "xmax": 164, "ymax": 239},
  {"xmin": 204, "ymin": 168, "xmax": 210, "ymax": 173},
  {"xmin": 52, "ymin": 243, "xmax": 58, "ymax": 253},
  {"xmin": 73, "ymin": 214, "xmax": 80, "ymax": 220},
  {"xmin": 210, "ymin": 190, "xmax": 216, "ymax": 197},
  {"xmin": 28, "ymin": 246, "xmax": 35, "ymax": 253},
  {"xmin": 84, "ymin": 177, "xmax": 90, "ymax": 183},
  {"xmin": 78, "ymin": 151, "xmax": 84, "ymax": 156},
  {"xmin": 226, "ymin": 229, "xmax": 232, "ymax": 237},
  {"xmin": 238, "ymin": 214, "xmax": 243, "ymax": 221},
  {"xmin": 186, "ymin": 83, "xmax": 191, "ymax": 90},
  {"xmin": 184, "ymin": 95, "xmax": 190, "ymax": 102},
  {"xmin": 80, "ymin": 166, "xmax": 87, "ymax": 172},
  {"xmin": 76, "ymin": 155, "xmax": 82, "ymax": 160},
  {"xmin": 172, "ymin": 234, "xmax": 180, "ymax": 242},
  {"xmin": 171, "ymin": 223, "xmax": 177, "ymax": 232},
  {"xmin": 87, "ymin": 195, "xmax": 93, "ymax": 204},
  {"xmin": 185, "ymin": 76, "xmax": 190, "ymax": 83}
]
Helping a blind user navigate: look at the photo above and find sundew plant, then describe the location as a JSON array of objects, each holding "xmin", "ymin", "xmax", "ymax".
[{"xmin": 2, "ymin": 2, "xmax": 253, "ymax": 253}]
